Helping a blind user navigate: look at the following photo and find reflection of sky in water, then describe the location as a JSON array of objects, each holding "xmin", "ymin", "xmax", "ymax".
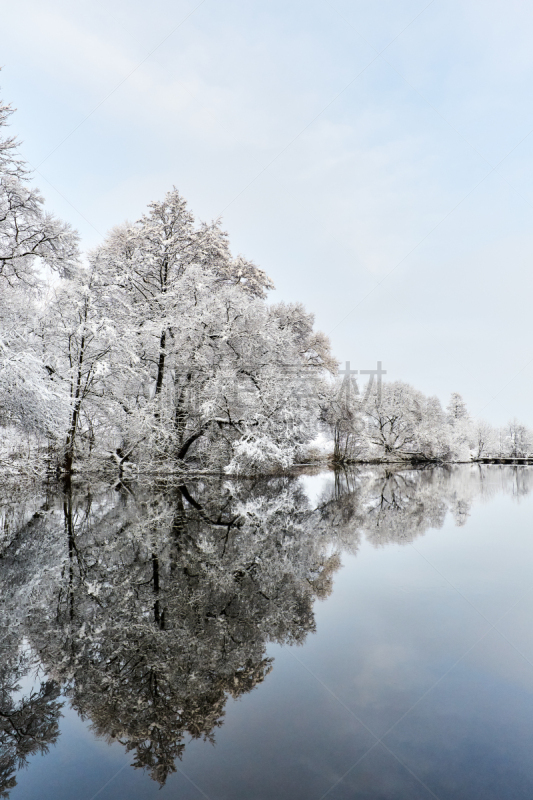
[
  {"xmin": 6, "ymin": 466, "xmax": 533, "ymax": 800},
  {"xmin": 298, "ymin": 472, "xmax": 334, "ymax": 509}
]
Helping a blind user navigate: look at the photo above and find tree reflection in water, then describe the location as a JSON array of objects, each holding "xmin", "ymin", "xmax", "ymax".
[
  {"xmin": 0, "ymin": 464, "xmax": 531, "ymax": 792},
  {"xmin": 0, "ymin": 645, "xmax": 62, "ymax": 798}
]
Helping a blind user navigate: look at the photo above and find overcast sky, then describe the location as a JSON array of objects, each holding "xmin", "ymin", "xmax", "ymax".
[{"xmin": 1, "ymin": 0, "xmax": 532, "ymax": 425}]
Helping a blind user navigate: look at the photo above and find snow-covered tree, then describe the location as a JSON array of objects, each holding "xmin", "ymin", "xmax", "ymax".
[
  {"xmin": 86, "ymin": 189, "xmax": 335, "ymax": 473},
  {"xmin": 39, "ymin": 266, "xmax": 126, "ymax": 472},
  {"xmin": 472, "ymin": 419, "xmax": 498, "ymax": 459},
  {"xmin": 445, "ymin": 392, "xmax": 473, "ymax": 460},
  {"xmin": 446, "ymin": 392, "xmax": 469, "ymax": 423},
  {"xmin": 320, "ymin": 375, "xmax": 364, "ymax": 463},
  {"xmin": 362, "ymin": 381, "xmax": 452, "ymax": 461},
  {"xmin": 0, "ymin": 88, "xmax": 78, "ymax": 287},
  {"xmin": 3, "ymin": 85, "xmax": 531, "ymax": 475},
  {"xmin": 0, "ymin": 87, "xmax": 79, "ymax": 452},
  {"xmin": 503, "ymin": 419, "xmax": 532, "ymax": 458}
]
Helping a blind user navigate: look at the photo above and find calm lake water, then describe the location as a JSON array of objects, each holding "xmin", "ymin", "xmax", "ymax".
[{"xmin": 1, "ymin": 465, "xmax": 533, "ymax": 800}]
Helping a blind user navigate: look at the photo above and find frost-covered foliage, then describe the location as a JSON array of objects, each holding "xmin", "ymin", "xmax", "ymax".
[
  {"xmin": 31, "ymin": 187, "xmax": 335, "ymax": 474},
  {"xmin": 80, "ymin": 191, "xmax": 337, "ymax": 473},
  {"xmin": 0, "ymin": 83, "xmax": 336, "ymax": 474},
  {"xmin": 323, "ymin": 381, "xmax": 459, "ymax": 462},
  {"xmin": 0, "ymin": 89, "xmax": 78, "ymax": 461},
  {"xmin": 1, "ymin": 85, "xmax": 531, "ymax": 474},
  {"xmin": 323, "ymin": 380, "xmax": 533, "ymax": 464}
]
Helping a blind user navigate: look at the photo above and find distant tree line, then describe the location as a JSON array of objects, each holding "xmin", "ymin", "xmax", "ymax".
[{"xmin": 323, "ymin": 383, "xmax": 532, "ymax": 464}]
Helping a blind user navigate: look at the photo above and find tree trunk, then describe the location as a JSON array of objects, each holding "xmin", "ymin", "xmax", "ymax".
[
  {"xmin": 154, "ymin": 330, "xmax": 166, "ymax": 397},
  {"xmin": 153, "ymin": 329, "xmax": 167, "ymax": 424},
  {"xmin": 174, "ymin": 372, "xmax": 192, "ymax": 444},
  {"xmin": 62, "ymin": 329, "xmax": 86, "ymax": 473},
  {"xmin": 63, "ymin": 401, "xmax": 80, "ymax": 473},
  {"xmin": 177, "ymin": 421, "xmax": 211, "ymax": 461}
]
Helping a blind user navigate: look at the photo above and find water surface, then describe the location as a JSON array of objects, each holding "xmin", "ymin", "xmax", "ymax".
[{"xmin": 1, "ymin": 465, "xmax": 533, "ymax": 799}]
